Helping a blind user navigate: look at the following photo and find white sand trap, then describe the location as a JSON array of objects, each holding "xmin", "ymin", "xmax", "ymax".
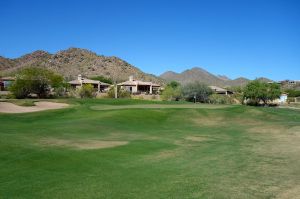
[
  {"xmin": 40, "ymin": 138, "xmax": 128, "ymax": 150},
  {"xmin": 0, "ymin": 101, "xmax": 69, "ymax": 113}
]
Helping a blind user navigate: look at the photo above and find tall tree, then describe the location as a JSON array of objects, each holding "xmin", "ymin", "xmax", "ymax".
[
  {"xmin": 161, "ymin": 81, "xmax": 182, "ymax": 101},
  {"xmin": 243, "ymin": 80, "xmax": 281, "ymax": 106},
  {"xmin": 182, "ymin": 82, "xmax": 212, "ymax": 103},
  {"xmin": 10, "ymin": 67, "xmax": 63, "ymax": 98}
]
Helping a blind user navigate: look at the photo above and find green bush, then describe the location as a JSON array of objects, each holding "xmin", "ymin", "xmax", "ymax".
[
  {"xmin": 53, "ymin": 86, "xmax": 66, "ymax": 97},
  {"xmin": 9, "ymin": 67, "xmax": 63, "ymax": 99},
  {"xmin": 243, "ymin": 80, "xmax": 281, "ymax": 106},
  {"xmin": 284, "ymin": 89, "xmax": 300, "ymax": 97},
  {"xmin": 182, "ymin": 82, "xmax": 212, "ymax": 103},
  {"xmin": 107, "ymin": 86, "xmax": 131, "ymax": 98},
  {"xmin": 9, "ymin": 79, "xmax": 30, "ymax": 99},
  {"xmin": 78, "ymin": 84, "xmax": 95, "ymax": 98},
  {"xmin": 0, "ymin": 93, "xmax": 14, "ymax": 99},
  {"xmin": 161, "ymin": 82, "xmax": 182, "ymax": 101},
  {"xmin": 233, "ymin": 94, "xmax": 243, "ymax": 104},
  {"xmin": 209, "ymin": 94, "xmax": 234, "ymax": 104},
  {"xmin": 287, "ymin": 97, "xmax": 295, "ymax": 103}
]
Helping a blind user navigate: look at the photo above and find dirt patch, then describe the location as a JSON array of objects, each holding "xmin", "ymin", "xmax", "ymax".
[
  {"xmin": 0, "ymin": 101, "xmax": 69, "ymax": 113},
  {"xmin": 39, "ymin": 138, "xmax": 128, "ymax": 150}
]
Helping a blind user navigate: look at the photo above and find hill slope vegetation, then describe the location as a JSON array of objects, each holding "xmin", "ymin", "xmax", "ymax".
[{"xmin": 0, "ymin": 48, "xmax": 163, "ymax": 83}]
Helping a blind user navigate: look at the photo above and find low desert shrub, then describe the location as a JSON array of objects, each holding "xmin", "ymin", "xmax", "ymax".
[
  {"xmin": 182, "ymin": 82, "xmax": 212, "ymax": 103},
  {"xmin": 78, "ymin": 84, "xmax": 95, "ymax": 98},
  {"xmin": 209, "ymin": 94, "xmax": 234, "ymax": 104},
  {"xmin": 107, "ymin": 86, "xmax": 131, "ymax": 98}
]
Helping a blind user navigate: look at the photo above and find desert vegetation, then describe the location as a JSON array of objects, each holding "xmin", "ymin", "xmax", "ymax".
[
  {"xmin": 1, "ymin": 67, "xmax": 293, "ymax": 107},
  {"xmin": 243, "ymin": 80, "xmax": 281, "ymax": 106},
  {"xmin": 9, "ymin": 67, "xmax": 64, "ymax": 98},
  {"xmin": 107, "ymin": 86, "xmax": 131, "ymax": 99},
  {"xmin": 161, "ymin": 80, "xmax": 284, "ymax": 106},
  {"xmin": 78, "ymin": 84, "xmax": 95, "ymax": 98}
]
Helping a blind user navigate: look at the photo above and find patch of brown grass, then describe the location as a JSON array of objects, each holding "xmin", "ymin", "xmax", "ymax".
[
  {"xmin": 39, "ymin": 138, "xmax": 128, "ymax": 150},
  {"xmin": 173, "ymin": 136, "xmax": 212, "ymax": 148},
  {"xmin": 144, "ymin": 148, "xmax": 182, "ymax": 162},
  {"xmin": 248, "ymin": 124, "xmax": 300, "ymax": 157},
  {"xmin": 192, "ymin": 115, "xmax": 226, "ymax": 126},
  {"xmin": 190, "ymin": 110, "xmax": 264, "ymax": 127},
  {"xmin": 275, "ymin": 185, "xmax": 300, "ymax": 199},
  {"xmin": 248, "ymin": 125, "xmax": 284, "ymax": 134},
  {"xmin": 184, "ymin": 136, "xmax": 210, "ymax": 142}
]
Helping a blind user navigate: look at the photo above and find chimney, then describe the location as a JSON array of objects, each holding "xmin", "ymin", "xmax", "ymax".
[
  {"xmin": 78, "ymin": 74, "xmax": 83, "ymax": 84},
  {"xmin": 129, "ymin": 76, "xmax": 133, "ymax": 81}
]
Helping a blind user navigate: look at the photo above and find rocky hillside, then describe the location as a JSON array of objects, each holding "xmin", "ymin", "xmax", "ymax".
[
  {"xmin": 160, "ymin": 67, "xmax": 227, "ymax": 86},
  {"xmin": 0, "ymin": 48, "xmax": 163, "ymax": 84},
  {"xmin": 160, "ymin": 67, "xmax": 271, "ymax": 87}
]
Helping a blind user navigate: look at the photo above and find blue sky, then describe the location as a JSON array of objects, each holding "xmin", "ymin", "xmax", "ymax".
[{"xmin": 0, "ymin": 0, "xmax": 299, "ymax": 80}]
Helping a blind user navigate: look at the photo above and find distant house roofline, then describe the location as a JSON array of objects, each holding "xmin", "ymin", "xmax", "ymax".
[
  {"xmin": 68, "ymin": 75, "xmax": 111, "ymax": 85},
  {"xmin": 209, "ymin": 85, "xmax": 233, "ymax": 94},
  {"xmin": 0, "ymin": 76, "xmax": 15, "ymax": 81},
  {"xmin": 118, "ymin": 76, "xmax": 160, "ymax": 87}
]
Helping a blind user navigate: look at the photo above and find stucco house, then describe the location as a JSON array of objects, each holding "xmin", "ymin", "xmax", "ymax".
[
  {"xmin": 209, "ymin": 86, "xmax": 233, "ymax": 95},
  {"xmin": 68, "ymin": 75, "xmax": 111, "ymax": 92},
  {"xmin": 117, "ymin": 76, "xmax": 160, "ymax": 94}
]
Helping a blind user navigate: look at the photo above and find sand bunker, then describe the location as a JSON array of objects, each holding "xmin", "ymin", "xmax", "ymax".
[
  {"xmin": 0, "ymin": 101, "xmax": 69, "ymax": 113},
  {"xmin": 40, "ymin": 138, "xmax": 128, "ymax": 150}
]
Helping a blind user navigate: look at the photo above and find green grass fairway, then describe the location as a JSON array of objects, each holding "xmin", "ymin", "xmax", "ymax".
[{"xmin": 1, "ymin": 99, "xmax": 300, "ymax": 199}]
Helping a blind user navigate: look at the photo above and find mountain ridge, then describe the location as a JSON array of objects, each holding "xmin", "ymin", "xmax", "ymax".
[
  {"xmin": 160, "ymin": 67, "xmax": 272, "ymax": 87},
  {"xmin": 0, "ymin": 48, "xmax": 164, "ymax": 84},
  {"xmin": 0, "ymin": 48, "xmax": 272, "ymax": 87}
]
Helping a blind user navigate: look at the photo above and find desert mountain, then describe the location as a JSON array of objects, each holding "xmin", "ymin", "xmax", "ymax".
[
  {"xmin": 0, "ymin": 48, "xmax": 163, "ymax": 83},
  {"xmin": 0, "ymin": 48, "xmax": 272, "ymax": 87},
  {"xmin": 160, "ymin": 67, "xmax": 272, "ymax": 87},
  {"xmin": 160, "ymin": 67, "xmax": 227, "ymax": 86},
  {"xmin": 217, "ymin": 75, "xmax": 231, "ymax": 81}
]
